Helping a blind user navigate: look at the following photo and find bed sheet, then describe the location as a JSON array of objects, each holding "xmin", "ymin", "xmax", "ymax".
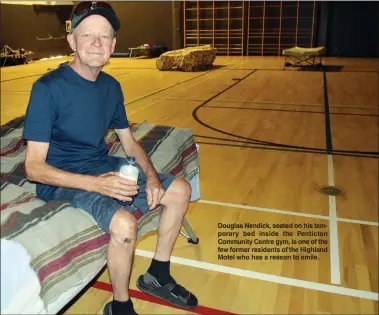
[{"xmin": 1, "ymin": 116, "xmax": 200, "ymax": 314}]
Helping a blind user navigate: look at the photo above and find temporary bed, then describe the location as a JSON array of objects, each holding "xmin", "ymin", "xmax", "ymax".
[
  {"xmin": 127, "ymin": 45, "xmax": 168, "ymax": 59},
  {"xmin": 1, "ymin": 116, "xmax": 200, "ymax": 314},
  {"xmin": 282, "ymin": 46, "xmax": 326, "ymax": 69},
  {"xmin": 156, "ymin": 45, "xmax": 216, "ymax": 72},
  {"xmin": 1, "ymin": 45, "xmax": 34, "ymax": 67}
]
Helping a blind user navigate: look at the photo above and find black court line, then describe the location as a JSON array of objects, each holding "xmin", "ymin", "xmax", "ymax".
[
  {"xmin": 0, "ymin": 68, "xmax": 147, "ymax": 83},
  {"xmin": 208, "ymin": 100, "xmax": 325, "ymax": 107},
  {"xmin": 193, "ymin": 134, "xmax": 379, "ymax": 157},
  {"xmin": 1, "ymin": 91, "xmax": 31, "ymax": 94},
  {"xmin": 1, "ymin": 73, "xmax": 46, "ymax": 83},
  {"xmin": 105, "ymin": 67, "xmax": 156, "ymax": 70},
  {"xmin": 2, "ymin": 64, "xmax": 377, "ymax": 83},
  {"xmin": 195, "ymin": 140, "xmax": 379, "ymax": 159},
  {"xmin": 150, "ymin": 96, "xmax": 378, "ymax": 113},
  {"xmin": 148, "ymin": 97, "xmax": 322, "ymax": 109},
  {"xmin": 123, "ymin": 62, "xmax": 245, "ymax": 105},
  {"xmin": 148, "ymin": 97, "xmax": 206, "ymax": 102},
  {"xmin": 208, "ymin": 99, "xmax": 378, "ymax": 111},
  {"xmin": 336, "ymin": 70, "xmax": 379, "ymax": 73},
  {"xmin": 222, "ymin": 68, "xmax": 379, "ymax": 73},
  {"xmin": 124, "ymin": 71, "xmax": 211, "ymax": 105},
  {"xmin": 146, "ymin": 97, "xmax": 378, "ymax": 117},
  {"xmin": 328, "ymin": 111, "xmax": 379, "ymax": 117},
  {"xmin": 204, "ymin": 105, "xmax": 379, "ymax": 117},
  {"xmin": 191, "ymin": 70, "xmax": 379, "ymax": 158}
]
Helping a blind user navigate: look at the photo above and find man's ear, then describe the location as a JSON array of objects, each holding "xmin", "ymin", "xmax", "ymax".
[
  {"xmin": 67, "ymin": 33, "xmax": 76, "ymax": 52},
  {"xmin": 111, "ymin": 37, "xmax": 116, "ymax": 54}
]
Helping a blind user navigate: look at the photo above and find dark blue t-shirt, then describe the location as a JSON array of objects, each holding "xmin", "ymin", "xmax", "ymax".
[{"xmin": 22, "ymin": 63, "xmax": 129, "ymax": 201}]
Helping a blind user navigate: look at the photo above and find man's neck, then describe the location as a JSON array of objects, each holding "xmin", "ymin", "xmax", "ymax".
[{"xmin": 69, "ymin": 58, "xmax": 102, "ymax": 81}]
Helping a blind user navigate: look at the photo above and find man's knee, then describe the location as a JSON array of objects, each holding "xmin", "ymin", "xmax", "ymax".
[
  {"xmin": 163, "ymin": 178, "xmax": 192, "ymax": 206},
  {"xmin": 109, "ymin": 210, "xmax": 137, "ymax": 245},
  {"xmin": 176, "ymin": 178, "xmax": 192, "ymax": 200}
]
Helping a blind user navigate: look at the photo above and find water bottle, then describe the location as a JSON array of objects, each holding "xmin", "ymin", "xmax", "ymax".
[{"xmin": 116, "ymin": 156, "xmax": 139, "ymax": 206}]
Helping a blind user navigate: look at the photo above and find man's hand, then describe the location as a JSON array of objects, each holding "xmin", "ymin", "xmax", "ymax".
[
  {"xmin": 146, "ymin": 174, "xmax": 165, "ymax": 210},
  {"xmin": 114, "ymin": 127, "xmax": 164, "ymax": 209},
  {"xmin": 92, "ymin": 172, "xmax": 139, "ymax": 202}
]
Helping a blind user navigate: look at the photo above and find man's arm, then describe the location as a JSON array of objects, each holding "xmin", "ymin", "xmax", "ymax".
[
  {"xmin": 25, "ymin": 141, "xmax": 96, "ymax": 191},
  {"xmin": 22, "ymin": 82, "xmax": 93, "ymax": 191},
  {"xmin": 25, "ymin": 141, "xmax": 139, "ymax": 202},
  {"xmin": 22, "ymin": 81, "xmax": 138, "ymax": 202},
  {"xmin": 114, "ymin": 128, "xmax": 157, "ymax": 179}
]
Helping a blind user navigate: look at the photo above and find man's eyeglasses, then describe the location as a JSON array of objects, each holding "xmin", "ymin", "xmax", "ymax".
[{"xmin": 74, "ymin": 1, "xmax": 115, "ymax": 16}]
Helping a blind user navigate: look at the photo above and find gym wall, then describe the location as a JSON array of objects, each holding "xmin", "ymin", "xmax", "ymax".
[
  {"xmin": 182, "ymin": 1, "xmax": 378, "ymax": 58},
  {"xmin": 110, "ymin": 1, "xmax": 175, "ymax": 53},
  {"xmin": 325, "ymin": 1, "xmax": 378, "ymax": 58},
  {"xmin": 0, "ymin": 1, "xmax": 176, "ymax": 60},
  {"xmin": 0, "ymin": 3, "xmax": 73, "ymax": 59},
  {"xmin": 1, "ymin": 1, "xmax": 377, "ymax": 60}
]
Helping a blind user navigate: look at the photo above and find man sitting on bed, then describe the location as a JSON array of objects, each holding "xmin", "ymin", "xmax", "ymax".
[{"xmin": 22, "ymin": 2, "xmax": 197, "ymax": 315}]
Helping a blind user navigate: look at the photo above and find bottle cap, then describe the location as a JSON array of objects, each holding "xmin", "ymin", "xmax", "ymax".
[{"xmin": 127, "ymin": 156, "xmax": 136, "ymax": 164}]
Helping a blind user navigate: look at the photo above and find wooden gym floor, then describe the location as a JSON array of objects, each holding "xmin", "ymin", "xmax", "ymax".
[{"xmin": 1, "ymin": 55, "xmax": 378, "ymax": 314}]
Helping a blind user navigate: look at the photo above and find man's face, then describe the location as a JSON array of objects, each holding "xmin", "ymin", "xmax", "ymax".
[{"xmin": 67, "ymin": 14, "xmax": 116, "ymax": 67}]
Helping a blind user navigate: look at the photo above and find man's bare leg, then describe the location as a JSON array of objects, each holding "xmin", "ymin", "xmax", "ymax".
[
  {"xmin": 106, "ymin": 210, "xmax": 138, "ymax": 314},
  {"xmin": 136, "ymin": 178, "xmax": 198, "ymax": 309},
  {"xmin": 154, "ymin": 178, "xmax": 191, "ymax": 261}
]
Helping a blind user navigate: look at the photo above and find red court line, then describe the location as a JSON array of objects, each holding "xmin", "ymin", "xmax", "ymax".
[{"xmin": 93, "ymin": 281, "xmax": 238, "ymax": 315}]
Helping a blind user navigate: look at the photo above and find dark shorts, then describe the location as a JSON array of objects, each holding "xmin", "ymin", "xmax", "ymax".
[{"xmin": 51, "ymin": 156, "xmax": 175, "ymax": 234}]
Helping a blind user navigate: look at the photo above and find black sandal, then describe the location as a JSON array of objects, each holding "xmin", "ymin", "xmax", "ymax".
[{"xmin": 136, "ymin": 273, "xmax": 198, "ymax": 309}]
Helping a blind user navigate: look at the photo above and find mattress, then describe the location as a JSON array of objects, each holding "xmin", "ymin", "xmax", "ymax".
[
  {"xmin": 282, "ymin": 46, "xmax": 326, "ymax": 56},
  {"xmin": 1, "ymin": 116, "xmax": 201, "ymax": 314},
  {"xmin": 1, "ymin": 173, "xmax": 201, "ymax": 315}
]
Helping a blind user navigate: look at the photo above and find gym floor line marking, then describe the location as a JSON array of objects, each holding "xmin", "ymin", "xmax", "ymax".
[
  {"xmin": 207, "ymin": 99, "xmax": 326, "ymax": 108},
  {"xmin": 148, "ymin": 96, "xmax": 207, "ymax": 102},
  {"xmin": 125, "ymin": 72, "xmax": 210, "ymax": 107},
  {"xmin": 134, "ymin": 249, "xmax": 379, "ymax": 301},
  {"xmin": 112, "ymin": 68, "xmax": 153, "ymax": 80},
  {"xmin": 197, "ymin": 200, "xmax": 379, "ymax": 227},
  {"xmin": 127, "ymin": 59, "xmax": 247, "ymax": 114},
  {"xmin": 146, "ymin": 97, "xmax": 325, "ymax": 107},
  {"xmin": 127, "ymin": 60, "xmax": 248, "ymax": 116},
  {"xmin": 92, "ymin": 281, "xmax": 237, "ymax": 315},
  {"xmin": 195, "ymin": 140, "xmax": 378, "ymax": 159},
  {"xmin": 125, "ymin": 59, "xmax": 239, "ymax": 108},
  {"xmin": 203, "ymin": 105, "xmax": 379, "ymax": 117},
  {"xmin": 206, "ymin": 99, "xmax": 379, "ymax": 111},
  {"xmin": 327, "ymin": 155, "xmax": 341, "ymax": 285},
  {"xmin": 224, "ymin": 68, "xmax": 379, "ymax": 74}
]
